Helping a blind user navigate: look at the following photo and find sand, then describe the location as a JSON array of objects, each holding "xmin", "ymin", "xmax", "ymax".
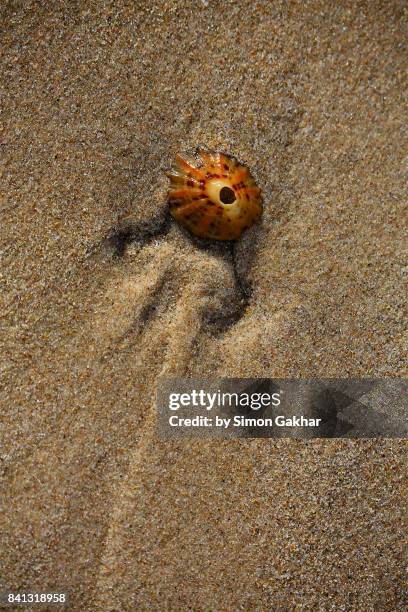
[{"xmin": 1, "ymin": 0, "xmax": 407, "ymax": 609}]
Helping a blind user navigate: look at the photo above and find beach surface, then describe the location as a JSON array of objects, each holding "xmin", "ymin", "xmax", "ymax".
[{"xmin": 1, "ymin": 1, "xmax": 407, "ymax": 609}]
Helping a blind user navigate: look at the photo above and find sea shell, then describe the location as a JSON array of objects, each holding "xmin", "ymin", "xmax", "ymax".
[{"xmin": 166, "ymin": 149, "xmax": 262, "ymax": 240}]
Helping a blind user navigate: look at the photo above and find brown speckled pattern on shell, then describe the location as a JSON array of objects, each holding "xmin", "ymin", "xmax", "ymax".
[{"xmin": 167, "ymin": 150, "xmax": 263, "ymax": 240}]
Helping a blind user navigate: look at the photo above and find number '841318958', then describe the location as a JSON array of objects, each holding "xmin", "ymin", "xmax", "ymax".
[{"xmin": 6, "ymin": 592, "xmax": 66, "ymax": 604}]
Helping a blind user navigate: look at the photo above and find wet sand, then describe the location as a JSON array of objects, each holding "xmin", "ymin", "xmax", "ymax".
[{"xmin": 1, "ymin": 1, "xmax": 407, "ymax": 609}]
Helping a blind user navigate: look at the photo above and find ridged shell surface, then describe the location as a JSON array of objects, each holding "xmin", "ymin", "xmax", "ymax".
[{"xmin": 166, "ymin": 149, "xmax": 262, "ymax": 240}]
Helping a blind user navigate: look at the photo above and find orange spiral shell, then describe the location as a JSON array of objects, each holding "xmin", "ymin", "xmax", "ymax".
[{"xmin": 166, "ymin": 149, "xmax": 262, "ymax": 240}]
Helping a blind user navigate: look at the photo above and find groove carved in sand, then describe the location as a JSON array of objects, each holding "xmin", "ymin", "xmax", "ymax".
[{"xmin": 91, "ymin": 222, "xmax": 248, "ymax": 377}]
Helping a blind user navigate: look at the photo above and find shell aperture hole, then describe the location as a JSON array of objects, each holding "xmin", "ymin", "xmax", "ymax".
[{"xmin": 219, "ymin": 186, "xmax": 236, "ymax": 204}]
